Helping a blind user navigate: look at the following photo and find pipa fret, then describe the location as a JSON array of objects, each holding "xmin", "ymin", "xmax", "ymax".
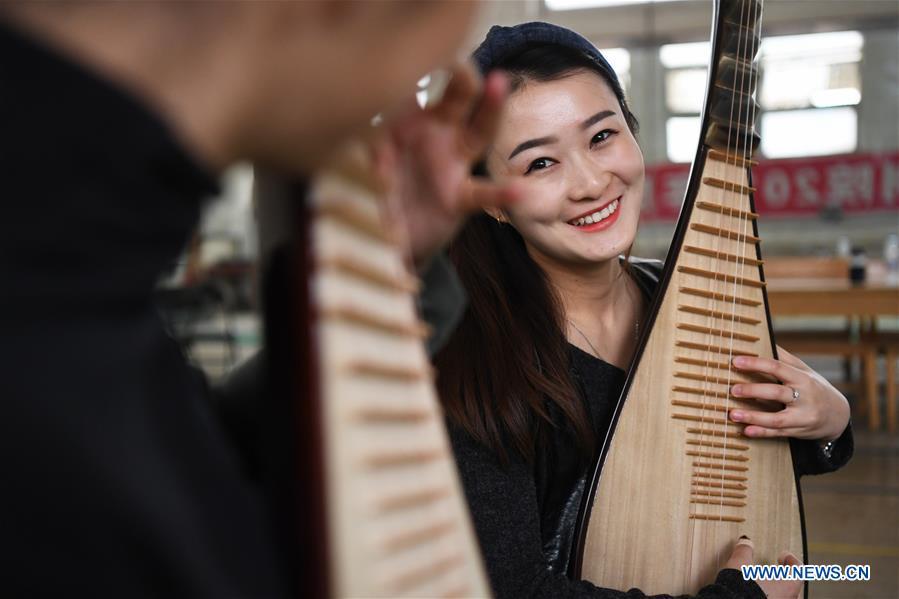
[
  {"xmin": 677, "ymin": 265, "xmax": 766, "ymax": 289},
  {"xmin": 679, "ymin": 286, "xmax": 761, "ymax": 307},
  {"xmin": 687, "ymin": 439, "xmax": 749, "ymax": 452},
  {"xmin": 690, "ymin": 514, "xmax": 746, "ymax": 523},
  {"xmin": 381, "ymin": 519, "xmax": 457, "ymax": 553},
  {"xmin": 376, "ymin": 487, "xmax": 451, "ymax": 512},
  {"xmin": 702, "ymin": 177, "xmax": 756, "ymax": 196},
  {"xmin": 689, "ymin": 223, "xmax": 760, "ymax": 244},
  {"xmin": 687, "ymin": 427, "xmax": 749, "ymax": 441},
  {"xmin": 353, "ymin": 406, "xmax": 432, "ymax": 424},
  {"xmin": 707, "ymin": 148, "xmax": 758, "ymax": 168},
  {"xmin": 678, "ymin": 304, "xmax": 761, "ymax": 325},
  {"xmin": 692, "ymin": 461, "xmax": 749, "ymax": 473},
  {"xmin": 675, "ymin": 355, "xmax": 741, "ymax": 371},
  {"xmin": 686, "ymin": 450, "xmax": 749, "ymax": 463},
  {"xmin": 695, "ymin": 201, "xmax": 759, "ymax": 221},
  {"xmin": 676, "ymin": 323, "xmax": 760, "ymax": 343},
  {"xmin": 321, "ymin": 305, "xmax": 431, "ymax": 338},
  {"xmin": 690, "ymin": 497, "xmax": 746, "ymax": 508},
  {"xmin": 320, "ymin": 255, "xmax": 420, "ymax": 293},
  {"xmin": 364, "ymin": 448, "xmax": 445, "ymax": 468},
  {"xmin": 683, "ymin": 245, "xmax": 763, "ymax": 267},
  {"xmin": 672, "ymin": 399, "xmax": 729, "ymax": 413},
  {"xmin": 673, "ymin": 385, "xmax": 732, "ymax": 399},
  {"xmin": 672, "ymin": 413, "xmax": 744, "ymax": 428},
  {"xmin": 317, "ymin": 200, "xmax": 393, "ymax": 243},
  {"xmin": 691, "ymin": 489, "xmax": 747, "ymax": 499},
  {"xmin": 383, "ymin": 553, "xmax": 465, "ymax": 595},
  {"xmin": 675, "ymin": 371, "xmax": 750, "ymax": 386},
  {"xmin": 692, "ymin": 477, "xmax": 748, "ymax": 488},
  {"xmin": 347, "ymin": 361, "xmax": 432, "ymax": 382}
]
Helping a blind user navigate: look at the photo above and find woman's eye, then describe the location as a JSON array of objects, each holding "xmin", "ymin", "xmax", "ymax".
[
  {"xmin": 591, "ymin": 129, "xmax": 616, "ymax": 145},
  {"xmin": 525, "ymin": 157, "xmax": 555, "ymax": 175}
]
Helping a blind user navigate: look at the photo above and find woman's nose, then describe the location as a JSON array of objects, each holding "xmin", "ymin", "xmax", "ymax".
[{"xmin": 567, "ymin": 156, "xmax": 611, "ymax": 202}]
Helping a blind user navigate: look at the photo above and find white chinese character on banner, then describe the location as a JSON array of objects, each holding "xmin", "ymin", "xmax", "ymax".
[
  {"xmin": 882, "ymin": 159, "xmax": 899, "ymax": 207},
  {"xmin": 826, "ymin": 163, "xmax": 875, "ymax": 207},
  {"xmin": 664, "ymin": 172, "xmax": 688, "ymax": 210},
  {"xmin": 762, "ymin": 168, "xmax": 790, "ymax": 208},
  {"xmin": 794, "ymin": 168, "xmax": 821, "ymax": 207}
]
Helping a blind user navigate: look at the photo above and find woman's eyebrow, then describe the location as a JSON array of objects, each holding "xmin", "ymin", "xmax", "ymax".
[
  {"xmin": 507, "ymin": 110, "xmax": 617, "ymax": 160},
  {"xmin": 508, "ymin": 136, "xmax": 558, "ymax": 160},
  {"xmin": 580, "ymin": 110, "xmax": 615, "ymax": 130}
]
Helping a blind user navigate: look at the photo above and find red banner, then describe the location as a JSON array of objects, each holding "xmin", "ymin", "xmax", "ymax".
[{"xmin": 642, "ymin": 151, "xmax": 899, "ymax": 221}]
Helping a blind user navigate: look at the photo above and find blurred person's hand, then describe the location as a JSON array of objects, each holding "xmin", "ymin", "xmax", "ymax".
[
  {"xmin": 728, "ymin": 346, "xmax": 851, "ymax": 442},
  {"xmin": 372, "ymin": 62, "xmax": 524, "ymax": 268},
  {"xmin": 723, "ymin": 537, "xmax": 803, "ymax": 599}
]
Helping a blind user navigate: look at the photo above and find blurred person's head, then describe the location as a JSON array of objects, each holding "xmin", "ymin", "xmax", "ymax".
[{"xmin": 0, "ymin": 1, "xmax": 480, "ymax": 172}]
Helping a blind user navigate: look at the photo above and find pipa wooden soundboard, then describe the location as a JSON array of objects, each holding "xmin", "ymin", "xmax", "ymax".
[
  {"xmin": 306, "ymin": 166, "xmax": 491, "ymax": 598},
  {"xmin": 571, "ymin": 0, "xmax": 806, "ymax": 594}
]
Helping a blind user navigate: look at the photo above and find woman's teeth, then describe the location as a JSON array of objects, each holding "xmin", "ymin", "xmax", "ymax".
[{"xmin": 570, "ymin": 198, "xmax": 619, "ymax": 227}]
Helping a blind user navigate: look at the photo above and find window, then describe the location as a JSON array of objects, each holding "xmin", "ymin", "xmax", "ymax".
[
  {"xmin": 660, "ymin": 31, "xmax": 863, "ymax": 162},
  {"xmin": 758, "ymin": 31, "xmax": 862, "ymax": 158},
  {"xmin": 760, "ymin": 107, "xmax": 857, "ymax": 158},
  {"xmin": 546, "ymin": 0, "xmax": 680, "ymax": 10},
  {"xmin": 598, "ymin": 47, "xmax": 631, "ymax": 96},
  {"xmin": 660, "ymin": 41, "xmax": 709, "ymax": 162},
  {"xmin": 666, "ymin": 117, "xmax": 702, "ymax": 164}
]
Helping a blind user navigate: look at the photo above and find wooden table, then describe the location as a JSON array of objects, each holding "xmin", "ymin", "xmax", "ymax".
[
  {"xmin": 766, "ymin": 275, "xmax": 899, "ymax": 431},
  {"xmin": 766, "ymin": 278, "xmax": 898, "ymax": 317}
]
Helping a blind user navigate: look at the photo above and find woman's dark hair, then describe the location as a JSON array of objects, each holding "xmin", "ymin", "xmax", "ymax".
[{"xmin": 434, "ymin": 43, "xmax": 639, "ymax": 464}]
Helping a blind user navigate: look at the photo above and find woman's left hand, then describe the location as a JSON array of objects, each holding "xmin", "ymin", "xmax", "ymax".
[{"xmin": 728, "ymin": 346, "xmax": 850, "ymax": 442}]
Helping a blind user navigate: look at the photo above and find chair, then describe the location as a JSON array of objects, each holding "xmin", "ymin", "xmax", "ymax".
[
  {"xmin": 862, "ymin": 330, "xmax": 899, "ymax": 434},
  {"xmin": 765, "ymin": 257, "xmax": 877, "ymax": 427}
]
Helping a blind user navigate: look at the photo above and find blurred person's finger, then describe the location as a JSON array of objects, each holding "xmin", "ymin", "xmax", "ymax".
[
  {"xmin": 460, "ymin": 70, "xmax": 509, "ymax": 160},
  {"xmin": 428, "ymin": 62, "xmax": 481, "ymax": 125}
]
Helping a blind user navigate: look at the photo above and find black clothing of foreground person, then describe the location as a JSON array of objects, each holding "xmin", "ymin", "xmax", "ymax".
[
  {"xmin": 0, "ymin": 1, "xmax": 505, "ymax": 594},
  {"xmin": 0, "ymin": 23, "xmax": 288, "ymax": 596}
]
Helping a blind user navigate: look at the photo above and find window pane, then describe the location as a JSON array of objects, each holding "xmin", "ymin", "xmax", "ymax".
[
  {"xmin": 666, "ymin": 116, "xmax": 702, "ymax": 163},
  {"xmin": 660, "ymin": 41, "xmax": 710, "ymax": 69},
  {"xmin": 598, "ymin": 47, "xmax": 631, "ymax": 95},
  {"xmin": 759, "ymin": 31, "xmax": 862, "ymax": 111},
  {"xmin": 547, "ymin": 0, "xmax": 680, "ymax": 9},
  {"xmin": 666, "ymin": 68, "xmax": 707, "ymax": 114},
  {"xmin": 760, "ymin": 107, "xmax": 857, "ymax": 159}
]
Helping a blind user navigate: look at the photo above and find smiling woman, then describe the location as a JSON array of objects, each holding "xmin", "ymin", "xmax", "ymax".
[{"xmin": 434, "ymin": 21, "xmax": 852, "ymax": 599}]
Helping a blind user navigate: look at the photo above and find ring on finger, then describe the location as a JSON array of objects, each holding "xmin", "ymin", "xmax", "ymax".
[{"xmin": 789, "ymin": 387, "xmax": 800, "ymax": 403}]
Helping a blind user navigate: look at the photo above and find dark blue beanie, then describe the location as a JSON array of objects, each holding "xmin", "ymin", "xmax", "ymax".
[{"xmin": 472, "ymin": 21, "xmax": 622, "ymax": 96}]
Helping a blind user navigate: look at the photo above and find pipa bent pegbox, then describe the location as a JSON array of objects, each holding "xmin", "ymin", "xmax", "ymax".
[
  {"xmin": 571, "ymin": 0, "xmax": 806, "ymax": 594},
  {"xmin": 257, "ymin": 147, "xmax": 490, "ymax": 598}
]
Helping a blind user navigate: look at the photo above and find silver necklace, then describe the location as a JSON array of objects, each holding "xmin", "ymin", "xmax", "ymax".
[
  {"xmin": 568, "ymin": 317, "xmax": 604, "ymax": 359},
  {"xmin": 567, "ymin": 280, "xmax": 641, "ymax": 360},
  {"xmin": 567, "ymin": 316, "xmax": 640, "ymax": 360}
]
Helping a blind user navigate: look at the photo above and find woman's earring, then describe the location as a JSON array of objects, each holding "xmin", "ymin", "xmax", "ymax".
[{"xmin": 495, "ymin": 213, "xmax": 506, "ymax": 224}]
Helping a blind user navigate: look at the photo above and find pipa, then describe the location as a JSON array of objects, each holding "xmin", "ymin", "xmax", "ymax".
[
  {"xmin": 571, "ymin": 0, "xmax": 807, "ymax": 594},
  {"xmin": 256, "ymin": 147, "xmax": 491, "ymax": 598}
]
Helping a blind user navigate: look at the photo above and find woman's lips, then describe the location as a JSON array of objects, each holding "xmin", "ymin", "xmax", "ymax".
[{"xmin": 567, "ymin": 197, "xmax": 622, "ymax": 232}]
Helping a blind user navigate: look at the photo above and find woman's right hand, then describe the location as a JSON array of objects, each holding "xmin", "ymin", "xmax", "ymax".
[{"xmin": 723, "ymin": 536, "xmax": 803, "ymax": 598}]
